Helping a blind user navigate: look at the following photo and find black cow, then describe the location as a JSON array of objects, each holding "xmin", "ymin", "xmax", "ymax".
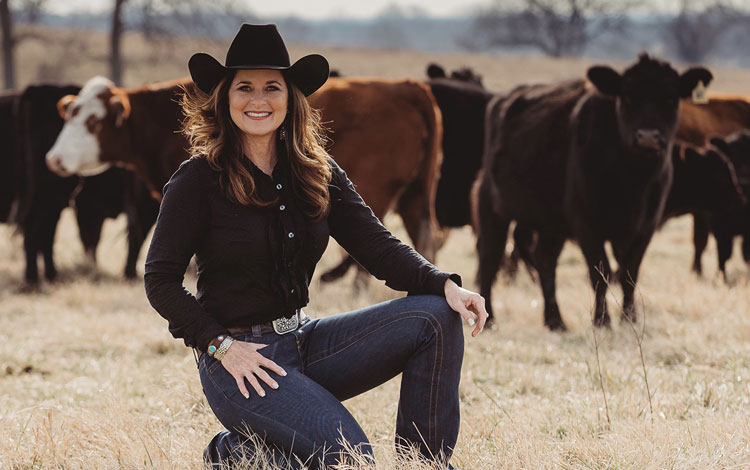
[
  {"xmin": 7, "ymin": 85, "xmax": 158, "ymax": 284},
  {"xmin": 703, "ymin": 131, "xmax": 750, "ymax": 274},
  {"xmin": 426, "ymin": 64, "xmax": 493, "ymax": 228},
  {"xmin": 477, "ymin": 54, "xmax": 712, "ymax": 330},
  {"xmin": 0, "ymin": 91, "xmax": 21, "ymax": 224},
  {"xmin": 12, "ymin": 85, "xmax": 83, "ymax": 283}
]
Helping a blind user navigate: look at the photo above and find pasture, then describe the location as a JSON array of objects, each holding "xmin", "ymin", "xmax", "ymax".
[{"xmin": 2, "ymin": 26, "xmax": 750, "ymax": 469}]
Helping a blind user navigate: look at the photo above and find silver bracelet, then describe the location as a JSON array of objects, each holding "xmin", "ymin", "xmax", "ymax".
[{"xmin": 213, "ymin": 336, "xmax": 234, "ymax": 361}]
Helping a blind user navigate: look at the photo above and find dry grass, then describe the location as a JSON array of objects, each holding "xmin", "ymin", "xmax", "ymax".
[{"xmin": 2, "ymin": 26, "xmax": 750, "ymax": 469}]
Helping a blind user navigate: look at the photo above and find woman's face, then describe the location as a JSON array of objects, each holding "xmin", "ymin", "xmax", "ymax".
[{"xmin": 228, "ymin": 69, "xmax": 289, "ymax": 141}]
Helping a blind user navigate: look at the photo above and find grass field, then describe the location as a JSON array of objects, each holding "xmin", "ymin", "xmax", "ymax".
[{"xmin": 1, "ymin": 26, "xmax": 750, "ymax": 469}]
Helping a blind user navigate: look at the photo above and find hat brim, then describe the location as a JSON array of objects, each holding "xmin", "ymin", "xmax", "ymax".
[{"xmin": 189, "ymin": 52, "xmax": 329, "ymax": 97}]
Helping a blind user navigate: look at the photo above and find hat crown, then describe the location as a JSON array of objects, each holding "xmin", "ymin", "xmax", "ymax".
[{"xmin": 225, "ymin": 24, "xmax": 291, "ymax": 68}]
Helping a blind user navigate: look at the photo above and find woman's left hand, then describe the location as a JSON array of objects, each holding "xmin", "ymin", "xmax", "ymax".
[{"xmin": 444, "ymin": 279, "xmax": 488, "ymax": 337}]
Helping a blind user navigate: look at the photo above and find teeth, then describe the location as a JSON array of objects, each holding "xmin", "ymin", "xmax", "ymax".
[{"xmin": 246, "ymin": 112, "xmax": 270, "ymax": 117}]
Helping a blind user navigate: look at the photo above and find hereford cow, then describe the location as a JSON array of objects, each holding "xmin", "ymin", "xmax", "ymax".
[
  {"xmin": 477, "ymin": 54, "xmax": 712, "ymax": 329},
  {"xmin": 46, "ymin": 76, "xmax": 444, "ymax": 279},
  {"xmin": 5, "ymin": 85, "xmax": 157, "ymax": 284}
]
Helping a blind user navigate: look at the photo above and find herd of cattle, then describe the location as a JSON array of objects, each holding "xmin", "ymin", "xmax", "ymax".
[{"xmin": 2, "ymin": 53, "xmax": 749, "ymax": 329}]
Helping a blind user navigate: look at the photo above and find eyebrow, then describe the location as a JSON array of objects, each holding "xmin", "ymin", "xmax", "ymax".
[{"xmin": 235, "ymin": 80, "xmax": 283, "ymax": 86}]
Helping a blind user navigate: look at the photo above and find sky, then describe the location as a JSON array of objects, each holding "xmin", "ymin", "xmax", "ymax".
[{"xmin": 47, "ymin": 0, "xmax": 487, "ymax": 20}]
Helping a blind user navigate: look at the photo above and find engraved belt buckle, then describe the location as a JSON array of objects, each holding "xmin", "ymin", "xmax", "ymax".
[{"xmin": 272, "ymin": 310, "xmax": 300, "ymax": 335}]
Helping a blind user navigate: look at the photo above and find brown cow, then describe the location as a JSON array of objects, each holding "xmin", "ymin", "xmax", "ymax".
[
  {"xmin": 677, "ymin": 95, "xmax": 750, "ymax": 146},
  {"xmin": 46, "ymin": 75, "xmax": 444, "ymax": 269}
]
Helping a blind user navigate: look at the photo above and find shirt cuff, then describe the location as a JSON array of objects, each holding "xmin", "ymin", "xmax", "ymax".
[{"xmin": 426, "ymin": 271, "xmax": 462, "ymax": 297}]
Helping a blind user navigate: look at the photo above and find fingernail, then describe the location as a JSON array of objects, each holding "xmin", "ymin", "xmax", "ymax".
[
  {"xmin": 260, "ymin": 391, "xmax": 266, "ymax": 397},
  {"xmin": 243, "ymin": 392, "xmax": 249, "ymax": 399},
  {"xmin": 468, "ymin": 319, "xmax": 475, "ymax": 326},
  {"xmin": 281, "ymin": 370, "xmax": 287, "ymax": 377},
  {"xmin": 272, "ymin": 383, "xmax": 279, "ymax": 389}
]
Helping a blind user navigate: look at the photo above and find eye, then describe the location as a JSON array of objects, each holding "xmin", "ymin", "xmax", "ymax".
[
  {"xmin": 266, "ymin": 85, "xmax": 280, "ymax": 91},
  {"xmin": 237, "ymin": 85, "xmax": 251, "ymax": 92}
]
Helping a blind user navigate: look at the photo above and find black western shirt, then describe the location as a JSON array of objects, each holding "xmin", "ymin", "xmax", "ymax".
[{"xmin": 144, "ymin": 155, "xmax": 461, "ymax": 352}]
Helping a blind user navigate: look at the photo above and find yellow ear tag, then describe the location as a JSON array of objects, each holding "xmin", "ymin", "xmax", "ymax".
[{"xmin": 692, "ymin": 80, "xmax": 708, "ymax": 104}]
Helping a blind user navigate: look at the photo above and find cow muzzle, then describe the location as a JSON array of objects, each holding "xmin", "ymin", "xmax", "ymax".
[
  {"xmin": 46, "ymin": 154, "xmax": 72, "ymax": 177},
  {"xmin": 633, "ymin": 129, "xmax": 666, "ymax": 151}
]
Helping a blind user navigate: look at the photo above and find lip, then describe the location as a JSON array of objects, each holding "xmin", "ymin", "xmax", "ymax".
[{"xmin": 244, "ymin": 111, "xmax": 272, "ymax": 120}]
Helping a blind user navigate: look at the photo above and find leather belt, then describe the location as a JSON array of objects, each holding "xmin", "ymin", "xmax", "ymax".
[{"xmin": 228, "ymin": 309, "xmax": 309, "ymax": 336}]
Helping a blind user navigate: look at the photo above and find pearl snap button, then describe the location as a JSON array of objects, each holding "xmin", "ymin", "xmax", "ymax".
[
  {"xmin": 276, "ymin": 183, "xmax": 283, "ymax": 190},
  {"xmin": 288, "ymin": 232, "xmax": 294, "ymax": 238},
  {"xmin": 280, "ymin": 204, "xmax": 286, "ymax": 211}
]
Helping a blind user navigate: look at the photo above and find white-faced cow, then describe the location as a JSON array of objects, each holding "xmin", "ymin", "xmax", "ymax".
[{"xmin": 477, "ymin": 54, "xmax": 712, "ymax": 330}]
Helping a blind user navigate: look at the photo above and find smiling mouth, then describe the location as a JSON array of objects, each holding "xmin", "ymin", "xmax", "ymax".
[{"xmin": 245, "ymin": 111, "xmax": 271, "ymax": 119}]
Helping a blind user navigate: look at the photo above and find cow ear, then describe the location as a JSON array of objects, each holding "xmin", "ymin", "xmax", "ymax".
[
  {"xmin": 56, "ymin": 95, "xmax": 77, "ymax": 119},
  {"xmin": 427, "ymin": 63, "xmax": 446, "ymax": 79},
  {"xmin": 679, "ymin": 67, "xmax": 713, "ymax": 98},
  {"xmin": 587, "ymin": 66, "xmax": 621, "ymax": 96},
  {"xmin": 109, "ymin": 93, "xmax": 131, "ymax": 127}
]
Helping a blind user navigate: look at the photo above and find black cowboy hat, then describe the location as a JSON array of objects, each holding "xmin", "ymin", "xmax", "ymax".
[{"xmin": 188, "ymin": 23, "xmax": 329, "ymax": 96}]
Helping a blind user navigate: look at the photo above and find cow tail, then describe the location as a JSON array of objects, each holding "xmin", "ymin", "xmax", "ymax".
[{"xmin": 414, "ymin": 81, "xmax": 446, "ymax": 257}]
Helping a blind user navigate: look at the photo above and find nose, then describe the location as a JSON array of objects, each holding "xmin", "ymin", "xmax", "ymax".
[
  {"xmin": 46, "ymin": 154, "xmax": 70, "ymax": 176},
  {"xmin": 634, "ymin": 129, "xmax": 665, "ymax": 150}
]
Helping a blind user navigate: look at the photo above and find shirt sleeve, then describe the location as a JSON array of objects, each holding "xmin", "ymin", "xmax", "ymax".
[
  {"xmin": 143, "ymin": 158, "xmax": 229, "ymax": 351},
  {"xmin": 327, "ymin": 158, "xmax": 461, "ymax": 295}
]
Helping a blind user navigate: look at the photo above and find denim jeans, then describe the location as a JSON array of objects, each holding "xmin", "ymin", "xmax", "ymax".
[{"xmin": 199, "ymin": 294, "xmax": 465, "ymax": 469}]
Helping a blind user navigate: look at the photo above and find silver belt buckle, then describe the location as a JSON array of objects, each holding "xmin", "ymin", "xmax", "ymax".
[{"xmin": 272, "ymin": 310, "xmax": 300, "ymax": 335}]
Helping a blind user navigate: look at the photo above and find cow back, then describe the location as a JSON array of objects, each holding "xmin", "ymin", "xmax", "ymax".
[
  {"xmin": 484, "ymin": 79, "xmax": 587, "ymax": 230},
  {"xmin": 309, "ymin": 77, "xmax": 442, "ymax": 219},
  {"xmin": 677, "ymin": 96, "xmax": 750, "ymax": 146}
]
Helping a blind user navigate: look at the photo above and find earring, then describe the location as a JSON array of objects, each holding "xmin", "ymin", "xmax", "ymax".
[{"xmin": 279, "ymin": 126, "xmax": 287, "ymax": 141}]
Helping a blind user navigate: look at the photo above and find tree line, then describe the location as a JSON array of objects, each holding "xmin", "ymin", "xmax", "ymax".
[{"xmin": 2, "ymin": 0, "xmax": 750, "ymax": 90}]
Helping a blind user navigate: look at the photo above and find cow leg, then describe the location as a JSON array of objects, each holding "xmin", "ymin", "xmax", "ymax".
[
  {"xmin": 396, "ymin": 184, "xmax": 442, "ymax": 263},
  {"xmin": 534, "ymin": 231, "xmax": 566, "ymax": 331},
  {"xmin": 23, "ymin": 233, "xmax": 40, "ymax": 285},
  {"xmin": 692, "ymin": 213, "xmax": 710, "ymax": 275},
  {"xmin": 614, "ymin": 232, "xmax": 654, "ymax": 323},
  {"xmin": 513, "ymin": 224, "xmax": 537, "ymax": 282},
  {"xmin": 714, "ymin": 231, "xmax": 734, "ymax": 283},
  {"xmin": 578, "ymin": 237, "xmax": 611, "ymax": 327},
  {"xmin": 124, "ymin": 178, "xmax": 160, "ymax": 279},
  {"xmin": 76, "ymin": 208, "xmax": 104, "ymax": 267},
  {"xmin": 475, "ymin": 180, "xmax": 508, "ymax": 325}
]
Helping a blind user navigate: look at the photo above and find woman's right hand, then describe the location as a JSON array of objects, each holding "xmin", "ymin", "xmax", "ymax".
[{"xmin": 219, "ymin": 340, "xmax": 287, "ymax": 398}]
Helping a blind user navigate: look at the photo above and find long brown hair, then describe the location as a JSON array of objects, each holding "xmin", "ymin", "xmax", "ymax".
[{"xmin": 181, "ymin": 72, "xmax": 332, "ymax": 219}]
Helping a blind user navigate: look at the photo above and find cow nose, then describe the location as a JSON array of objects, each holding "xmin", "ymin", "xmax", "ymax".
[
  {"xmin": 46, "ymin": 155, "xmax": 69, "ymax": 175},
  {"xmin": 634, "ymin": 129, "xmax": 664, "ymax": 150}
]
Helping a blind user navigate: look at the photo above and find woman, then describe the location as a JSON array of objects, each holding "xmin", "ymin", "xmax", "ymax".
[{"xmin": 144, "ymin": 23, "xmax": 488, "ymax": 469}]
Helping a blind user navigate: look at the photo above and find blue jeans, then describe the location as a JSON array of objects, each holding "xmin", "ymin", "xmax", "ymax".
[{"xmin": 199, "ymin": 295, "xmax": 465, "ymax": 469}]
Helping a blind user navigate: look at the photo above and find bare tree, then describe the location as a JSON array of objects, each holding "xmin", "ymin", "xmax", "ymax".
[
  {"xmin": 111, "ymin": 0, "xmax": 126, "ymax": 85},
  {"xmin": 665, "ymin": 0, "xmax": 746, "ymax": 63},
  {"xmin": 0, "ymin": 0, "xmax": 14, "ymax": 89},
  {"xmin": 466, "ymin": 0, "xmax": 637, "ymax": 57}
]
